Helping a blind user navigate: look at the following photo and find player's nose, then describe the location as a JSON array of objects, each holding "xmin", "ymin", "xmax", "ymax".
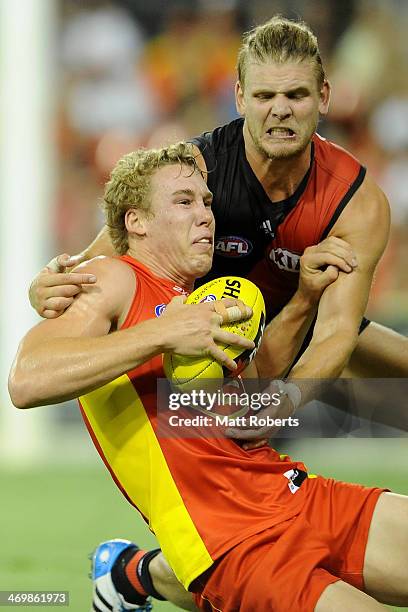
[
  {"xmin": 270, "ymin": 96, "xmax": 292, "ymax": 119},
  {"xmin": 196, "ymin": 202, "xmax": 214, "ymax": 226}
]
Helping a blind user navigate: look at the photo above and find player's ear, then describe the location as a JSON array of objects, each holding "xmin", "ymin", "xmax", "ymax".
[
  {"xmin": 319, "ymin": 79, "xmax": 331, "ymax": 116},
  {"xmin": 235, "ymin": 80, "xmax": 245, "ymax": 117},
  {"xmin": 125, "ymin": 208, "xmax": 147, "ymax": 237}
]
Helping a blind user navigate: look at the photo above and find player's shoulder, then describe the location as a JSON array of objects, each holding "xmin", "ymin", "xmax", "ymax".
[
  {"xmin": 190, "ymin": 118, "xmax": 243, "ymax": 156},
  {"xmin": 314, "ymin": 135, "xmax": 389, "ymax": 214},
  {"xmin": 351, "ymin": 172, "xmax": 390, "ymax": 220},
  {"xmin": 331, "ymin": 172, "xmax": 390, "ymax": 253},
  {"xmin": 75, "ymin": 256, "xmax": 137, "ymax": 305},
  {"xmin": 313, "ymin": 133, "xmax": 364, "ymax": 185},
  {"xmin": 191, "ymin": 118, "xmax": 244, "ymax": 183},
  {"xmin": 76, "ymin": 255, "xmax": 134, "ymax": 281}
]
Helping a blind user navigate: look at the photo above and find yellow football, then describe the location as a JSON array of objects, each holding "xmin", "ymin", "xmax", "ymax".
[{"xmin": 163, "ymin": 277, "xmax": 265, "ymax": 391}]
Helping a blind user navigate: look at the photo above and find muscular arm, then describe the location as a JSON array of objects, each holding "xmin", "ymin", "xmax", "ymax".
[
  {"xmin": 289, "ymin": 175, "xmax": 390, "ymax": 379},
  {"xmin": 227, "ymin": 180, "xmax": 390, "ymax": 441},
  {"xmin": 9, "ymin": 258, "xmax": 166, "ymax": 407},
  {"xmin": 250, "ymin": 236, "xmax": 356, "ymax": 379},
  {"xmin": 11, "ymin": 257, "xmax": 253, "ymax": 409},
  {"xmin": 252, "ymin": 291, "xmax": 317, "ymax": 379}
]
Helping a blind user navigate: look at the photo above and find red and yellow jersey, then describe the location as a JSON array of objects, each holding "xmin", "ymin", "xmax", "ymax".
[{"xmin": 79, "ymin": 256, "xmax": 313, "ymax": 588}]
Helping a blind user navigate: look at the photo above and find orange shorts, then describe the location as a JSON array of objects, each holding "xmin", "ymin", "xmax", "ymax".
[{"xmin": 192, "ymin": 477, "xmax": 386, "ymax": 612}]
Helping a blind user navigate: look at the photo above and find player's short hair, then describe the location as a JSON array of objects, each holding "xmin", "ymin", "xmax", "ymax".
[
  {"xmin": 103, "ymin": 142, "xmax": 199, "ymax": 254},
  {"xmin": 237, "ymin": 15, "xmax": 326, "ymax": 90}
]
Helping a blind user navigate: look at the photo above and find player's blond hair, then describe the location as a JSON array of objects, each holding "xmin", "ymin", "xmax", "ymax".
[
  {"xmin": 103, "ymin": 142, "xmax": 199, "ymax": 254},
  {"xmin": 237, "ymin": 15, "xmax": 326, "ymax": 90}
]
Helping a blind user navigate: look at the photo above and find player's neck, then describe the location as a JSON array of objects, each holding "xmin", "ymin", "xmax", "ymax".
[
  {"xmin": 244, "ymin": 130, "xmax": 312, "ymax": 202},
  {"xmin": 127, "ymin": 246, "xmax": 194, "ymax": 292}
]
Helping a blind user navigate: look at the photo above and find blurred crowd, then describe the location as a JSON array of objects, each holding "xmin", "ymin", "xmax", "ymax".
[{"xmin": 55, "ymin": 0, "xmax": 408, "ymax": 330}]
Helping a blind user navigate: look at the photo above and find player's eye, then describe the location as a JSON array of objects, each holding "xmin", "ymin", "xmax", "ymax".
[
  {"xmin": 288, "ymin": 91, "xmax": 308, "ymax": 100},
  {"xmin": 178, "ymin": 199, "xmax": 192, "ymax": 206}
]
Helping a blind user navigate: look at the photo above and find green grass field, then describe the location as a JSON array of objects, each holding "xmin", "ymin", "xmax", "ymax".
[{"xmin": 1, "ymin": 441, "xmax": 407, "ymax": 611}]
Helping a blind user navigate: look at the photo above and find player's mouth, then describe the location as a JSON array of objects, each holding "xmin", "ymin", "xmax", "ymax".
[
  {"xmin": 192, "ymin": 236, "xmax": 213, "ymax": 250},
  {"xmin": 266, "ymin": 127, "xmax": 296, "ymax": 139}
]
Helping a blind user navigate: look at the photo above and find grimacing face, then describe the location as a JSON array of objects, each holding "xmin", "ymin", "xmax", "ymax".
[
  {"xmin": 144, "ymin": 164, "xmax": 215, "ymax": 283},
  {"xmin": 236, "ymin": 59, "xmax": 330, "ymax": 160}
]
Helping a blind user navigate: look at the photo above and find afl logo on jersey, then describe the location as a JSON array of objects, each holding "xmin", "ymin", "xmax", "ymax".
[
  {"xmin": 269, "ymin": 248, "xmax": 300, "ymax": 273},
  {"xmin": 215, "ymin": 236, "xmax": 253, "ymax": 258},
  {"xmin": 155, "ymin": 303, "xmax": 166, "ymax": 317}
]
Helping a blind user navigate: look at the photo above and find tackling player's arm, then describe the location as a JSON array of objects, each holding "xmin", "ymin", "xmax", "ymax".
[
  {"xmin": 28, "ymin": 229, "xmax": 116, "ymax": 318},
  {"xmin": 245, "ymin": 237, "xmax": 358, "ymax": 380},
  {"xmin": 289, "ymin": 174, "xmax": 390, "ymax": 379},
  {"xmin": 83, "ymin": 224, "xmax": 117, "ymax": 259},
  {"xmin": 10, "ymin": 257, "xmax": 254, "ymax": 408},
  {"xmin": 227, "ymin": 180, "xmax": 389, "ymax": 442}
]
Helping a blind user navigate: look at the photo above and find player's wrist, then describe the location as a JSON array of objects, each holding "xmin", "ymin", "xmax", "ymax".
[
  {"xmin": 273, "ymin": 379, "xmax": 302, "ymax": 413},
  {"xmin": 28, "ymin": 280, "xmax": 38, "ymax": 310},
  {"xmin": 129, "ymin": 318, "xmax": 171, "ymax": 355},
  {"xmin": 153, "ymin": 318, "xmax": 178, "ymax": 354},
  {"xmin": 292, "ymin": 286, "xmax": 318, "ymax": 311}
]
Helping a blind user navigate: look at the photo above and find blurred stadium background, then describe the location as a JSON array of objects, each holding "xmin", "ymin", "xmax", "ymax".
[{"xmin": 0, "ymin": 0, "xmax": 407, "ymax": 609}]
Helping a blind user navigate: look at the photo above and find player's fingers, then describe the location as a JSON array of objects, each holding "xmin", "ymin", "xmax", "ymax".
[
  {"xmin": 242, "ymin": 439, "xmax": 269, "ymax": 450},
  {"xmin": 213, "ymin": 300, "xmax": 229, "ymax": 322},
  {"xmin": 219, "ymin": 298, "xmax": 252, "ymax": 318},
  {"xmin": 42, "ymin": 284, "xmax": 84, "ymax": 299},
  {"xmin": 320, "ymin": 253, "xmax": 354, "ymax": 272},
  {"xmin": 224, "ymin": 305, "xmax": 244, "ymax": 323},
  {"xmin": 56, "ymin": 253, "xmax": 74, "ymax": 268},
  {"xmin": 319, "ymin": 265, "xmax": 339, "ymax": 284},
  {"xmin": 214, "ymin": 303, "xmax": 248, "ymax": 324},
  {"xmin": 211, "ymin": 311, "xmax": 224, "ymax": 327},
  {"xmin": 41, "ymin": 272, "xmax": 97, "ymax": 288},
  {"xmin": 315, "ymin": 239, "xmax": 357, "ymax": 267},
  {"xmin": 302, "ymin": 252, "xmax": 331, "ymax": 269},
  {"xmin": 42, "ymin": 309, "xmax": 64, "ymax": 319},
  {"xmin": 213, "ymin": 329, "xmax": 255, "ymax": 349},
  {"xmin": 321, "ymin": 246, "xmax": 357, "ymax": 268},
  {"xmin": 43, "ymin": 297, "xmax": 74, "ymax": 311},
  {"xmin": 305, "ymin": 251, "xmax": 355, "ymax": 273},
  {"xmin": 166, "ymin": 295, "xmax": 187, "ymax": 311},
  {"xmin": 226, "ymin": 416, "xmax": 283, "ymax": 438},
  {"xmin": 225, "ymin": 304, "xmax": 252, "ymax": 323},
  {"xmin": 303, "ymin": 251, "xmax": 350, "ymax": 271},
  {"xmin": 226, "ymin": 425, "xmax": 273, "ymax": 439},
  {"xmin": 213, "ymin": 301, "xmax": 252, "ymax": 323},
  {"xmin": 63, "ymin": 253, "xmax": 88, "ymax": 269},
  {"xmin": 207, "ymin": 344, "xmax": 237, "ymax": 371},
  {"xmin": 45, "ymin": 253, "xmax": 72, "ymax": 273},
  {"xmin": 236, "ymin": 299, "xmax": 251, "ymax": 317}
]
